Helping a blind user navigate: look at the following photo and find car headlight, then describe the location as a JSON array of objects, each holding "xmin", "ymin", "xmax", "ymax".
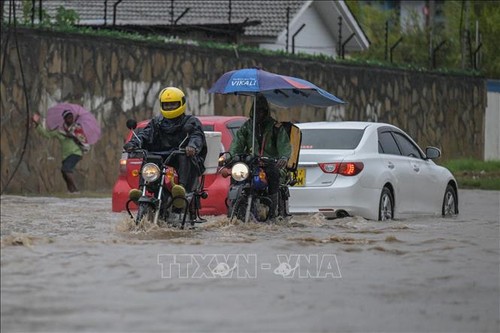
[
  {"xmin": 141, "ymin": 163, "xmax": 161, "ymax": 182},
  {"xmin": 231, "ymin": 162, "xmax": 249, "ymax": 181}
]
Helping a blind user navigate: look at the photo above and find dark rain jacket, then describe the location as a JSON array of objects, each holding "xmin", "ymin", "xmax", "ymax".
[
  {"xmin": 130, "ymin": 114, "xmax": 207, "ymax": 173},
  {"xmin": 229, "ymin": 115, "xmax": 291, "ymax": 159}
]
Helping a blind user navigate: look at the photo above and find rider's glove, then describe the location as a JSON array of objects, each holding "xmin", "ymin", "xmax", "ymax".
[
  {"xmin": 123, "ymin": 141, "xmax": 138, "ymax": 152},
  {"xmin": 220, "ymin": 167, "xmax": 231, "ymax": 178},
  {"xmin": 276, "ymin": 157, "xmax": 288, "ymax": 169},
  {"xmin": 186, "ymin": 146, "xmax": 197, "ymax": 157}
]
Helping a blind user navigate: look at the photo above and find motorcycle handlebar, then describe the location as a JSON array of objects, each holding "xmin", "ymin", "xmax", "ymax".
[
  {"xmin": 259, "ymin": 156, "xmax": 278, "ymax": 164},
  {"xmin": 126, "ymin": 148, "xmax": 186, "ymax": 162},
  {"xmin": 223, "ymin": 154, "xmax": 277, "ymax": 167}
]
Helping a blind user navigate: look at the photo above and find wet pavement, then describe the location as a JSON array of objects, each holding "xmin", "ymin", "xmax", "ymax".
[{"xmin": 1, "ymin": 190, "xmax": 499, "ymax": 332}]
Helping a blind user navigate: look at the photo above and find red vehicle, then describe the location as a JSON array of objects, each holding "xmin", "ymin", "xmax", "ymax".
[{"xmin": 112, "ymin": 116, "xmax": 247, "ymax": 215}]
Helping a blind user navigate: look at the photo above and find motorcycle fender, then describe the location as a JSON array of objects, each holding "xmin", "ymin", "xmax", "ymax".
[
  {"xmin": 228, "ymin": 185, "xmax": 243, "ymax": 201},
  {"xmin": 138, "ymin": 196, "xmax": 155, "ymax": 205}
]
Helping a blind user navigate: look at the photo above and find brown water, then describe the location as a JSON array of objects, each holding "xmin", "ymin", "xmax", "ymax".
[{"xmin": 1, "ymin": 190, "xmax": 499, "ymax": 333}]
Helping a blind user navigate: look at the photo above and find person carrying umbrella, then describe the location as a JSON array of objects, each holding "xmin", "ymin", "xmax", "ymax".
[
  {"xmin": 221, "ymin": 93, "xmax": 291, "ymax": 219},
  {"xmin": 32, "ymin": 109, "xmax": 90, "ymax": 193}
]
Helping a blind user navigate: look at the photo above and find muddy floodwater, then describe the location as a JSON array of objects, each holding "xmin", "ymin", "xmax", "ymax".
[{"xmin": 1, "ymin": 190, "xmax": 499, "ymax": 333}]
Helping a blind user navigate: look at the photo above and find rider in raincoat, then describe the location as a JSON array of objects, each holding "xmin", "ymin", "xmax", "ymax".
[
  {"xmin": 124, "ymin": 87, "xmax": 207, "ymax": 195},
  {"xmin": 224, "ymin": 94, "xmax": 291, "ymax": 218}
]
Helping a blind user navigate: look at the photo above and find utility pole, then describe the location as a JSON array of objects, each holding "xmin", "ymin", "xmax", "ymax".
[
  {"xmin": 461, "ymin": 0, "xmax": 470, "ymax": 69},
  {"xmin": 338, "ymin": 16, "xmax": 342, "ymax": 57},
  {"xmin": 286, "ymin": 7, "xmax": 290, "ymax": 53}
]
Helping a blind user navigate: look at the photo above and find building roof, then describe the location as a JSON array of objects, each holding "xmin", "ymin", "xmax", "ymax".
[
  {"xmin": 3, "ymin": 0, "xmax": 369, "ymax": 53},
  {"xmin": 32, "ymin": 0, "xmax": 307, "ymax": 37}
]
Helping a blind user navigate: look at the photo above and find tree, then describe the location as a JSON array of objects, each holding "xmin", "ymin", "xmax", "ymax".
[{"xmin": 346, "ymin": 0, "xmax": 500, "ymax": 78}]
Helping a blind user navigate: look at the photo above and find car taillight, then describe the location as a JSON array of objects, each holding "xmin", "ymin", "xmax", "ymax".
[
  {"xmin": 318, "ymin": 163, "xmax": 338, "ymax": 173},
  {"xmin": 338, "ymin": 162, "xmax": 364, "ymax": 176},
  {"xmin": 318, "ymin": 162, "xmax": 364, "ymax": 176}
]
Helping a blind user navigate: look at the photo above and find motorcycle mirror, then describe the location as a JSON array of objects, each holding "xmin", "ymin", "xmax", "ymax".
[
  {"xmin": 218, "ymin": 152, "xmax": 232, "ymax": 166},
  {"xmin": 126, "ymin": 119, "xmax": 137, "ymax": 130}
]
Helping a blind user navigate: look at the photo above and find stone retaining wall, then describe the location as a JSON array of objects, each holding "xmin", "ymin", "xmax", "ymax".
[{"xmin": 0, "ymin": 28, "xmax": 486, "ymax": 194}]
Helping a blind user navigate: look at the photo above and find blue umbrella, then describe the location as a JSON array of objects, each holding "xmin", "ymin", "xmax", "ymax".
[
  {"xmin": 209, "ymin": 68, "xmax": 345, "ymax": 154},
  {"xmin": 208, "ymin": 68, "xmax": 345, "ymax": 108}
]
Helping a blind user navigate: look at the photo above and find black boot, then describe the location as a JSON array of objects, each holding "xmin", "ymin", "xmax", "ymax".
[
  {"xmin": 62, "ymin": 171, "xmax": 79, "ymax": 193},
  {"xmin": 268, "ymin": 193, "xmax": 279, "ymax": 220}
]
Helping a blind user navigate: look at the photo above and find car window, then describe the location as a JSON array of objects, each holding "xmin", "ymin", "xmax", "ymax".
[
  {"xmin": 378, "ymin": 131, "xmax": 401, "ymax": 155},
  {"xmin": 300, "ymin": 129, "xmax": 364, "ymax": 149},
  {"xmin": 392, "ymin": 132, "xmax": 423, "ymax": 159}
]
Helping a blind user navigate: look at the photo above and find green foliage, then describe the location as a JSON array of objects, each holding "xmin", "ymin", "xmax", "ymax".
[
  {"xmin": 54, "ymin": 6, "xmax": 79, "ymax": 27},
  {"xmin": 442, "ymin": 159, "xmax": 500, "ymax": 173},
  {"xmin": 440, "ymin": 159, "xmax": 500, "ymax": 190},
  {"xmin": 471, "ymin": 2, "xmax": 500, "ymax": 78},
  {"xmin": 20, "ymin": 0, "xmax": 51, "ymax": 26},
  {"xmin": 21, "ymin": 0, "xmax": 31, "ymax": 23},
  {"xmin": 346, "ymin": 2, "xmax": 399, "ymax": 62},
  {"xmin": 455, "ymin": 176, "xmax": 500, "ymax": 190},
  {"xmin": 345, "ymin": 0, "xmax": 500, "ymax": 78},
  {"xmin": 18, "ymin": 1, "xmax": 78, "ymax": 27}
]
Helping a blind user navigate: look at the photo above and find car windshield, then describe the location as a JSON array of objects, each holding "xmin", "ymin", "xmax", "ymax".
[{"xmin": 300, "ymin": 128, "xmax": 364, "ymax": 149}]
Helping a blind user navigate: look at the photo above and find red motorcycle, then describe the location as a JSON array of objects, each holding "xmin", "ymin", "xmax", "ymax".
[{"xmin": 124, "ymin": 120, "xmax": 208, "ymax": 229}]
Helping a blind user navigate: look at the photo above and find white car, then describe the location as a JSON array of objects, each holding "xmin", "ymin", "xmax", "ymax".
[{"xmin": 289, "ymin": 121, "xmax": 459, "ymax": 220}]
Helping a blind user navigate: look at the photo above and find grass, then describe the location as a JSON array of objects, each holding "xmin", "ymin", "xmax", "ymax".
[{"xmin": 440, "ymin": 159, "xmax": 500, "ymax": 190}]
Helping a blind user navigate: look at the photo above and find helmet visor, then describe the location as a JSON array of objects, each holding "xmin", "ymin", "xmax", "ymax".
[{"xmin": 161, "ymin": 101, "xmax": 181, "ymax": 111}]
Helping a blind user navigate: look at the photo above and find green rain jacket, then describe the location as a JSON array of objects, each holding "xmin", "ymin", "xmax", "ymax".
[
  {"xmin": 229, "ymin": 115, "xmax": 291, "ymax": 160},
  {"xmin": 36, "ymin": 125, "xmax": 83, "ymax": 160}
]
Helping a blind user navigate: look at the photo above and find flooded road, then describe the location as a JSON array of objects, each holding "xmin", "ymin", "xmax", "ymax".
[{"xmin": 1, "ymin": 190, "xmax": 499, "ymax": 333}]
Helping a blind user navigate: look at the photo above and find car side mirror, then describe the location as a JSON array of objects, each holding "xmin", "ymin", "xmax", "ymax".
[
  {"xmin": 126, "ymin": 119, "xmax": 137, "ymax": 130},
  {"xmin": 425, "ymin": 146, "xmax": 441, "ymax": 160}
]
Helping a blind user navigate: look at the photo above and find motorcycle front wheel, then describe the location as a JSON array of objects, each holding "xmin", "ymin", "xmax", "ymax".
[
  {"xmin": 230, "ymin": 195, "xmax": 249, "ymax": 222},
  {"xmin": 136, "ymin": 203, "xmax": 155, "ymax": 225}
]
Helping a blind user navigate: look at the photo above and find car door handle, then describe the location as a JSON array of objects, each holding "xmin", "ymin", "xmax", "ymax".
[{"xmin": 387, "ymin": 162, "xmax": 395, "ymax": 169}]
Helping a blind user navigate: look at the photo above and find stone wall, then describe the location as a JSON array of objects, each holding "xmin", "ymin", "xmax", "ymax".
[{"xmin": 0, "ymin": 28, "xmax": 486, "ymax": 194}]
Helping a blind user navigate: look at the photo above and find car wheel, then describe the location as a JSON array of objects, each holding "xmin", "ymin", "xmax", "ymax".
[
  {"xmin": 442, "ymin": 184, "xmax": 458, "ymax": 217},
  {"xmin": 378, "ymin": 187, "xmax": 394, "ymax": 221}
]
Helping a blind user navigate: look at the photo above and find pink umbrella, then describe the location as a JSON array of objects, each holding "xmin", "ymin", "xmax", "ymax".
[{"xmin": 46, "ymin": 103, "xmax": 101, "ymax": 145}]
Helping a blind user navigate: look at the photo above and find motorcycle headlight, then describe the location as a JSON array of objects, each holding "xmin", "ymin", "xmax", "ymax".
[
  {"xmin": 231, "ymin": 162, "xmax": 249, "ymax": 182},
  {"xmin": 141, "ymin": 163, "xmax": 160, "ymax": 182}
]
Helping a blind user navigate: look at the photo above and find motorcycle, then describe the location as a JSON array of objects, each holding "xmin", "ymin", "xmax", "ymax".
[
  {"xmin": 222, "ymin": 153, "xmax": 297, "ymax": 223},
  {"xmin": 124, "ymin": 120, "xmax": 207, "ymax": 229}
]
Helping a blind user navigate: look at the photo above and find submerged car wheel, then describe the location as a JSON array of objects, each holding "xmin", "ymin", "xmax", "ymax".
[
  {"xmin": 378, "ymin": 186, "xmax": 394, "ymax": 221},
  {"xmin": 442, "ymin": 184, "xmax": 458, "ymax": 217}
]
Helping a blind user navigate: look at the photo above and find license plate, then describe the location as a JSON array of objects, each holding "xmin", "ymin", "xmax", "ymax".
[{"xmin": 295, "ymin": 168, "xmax": 306, "ymax": 186}]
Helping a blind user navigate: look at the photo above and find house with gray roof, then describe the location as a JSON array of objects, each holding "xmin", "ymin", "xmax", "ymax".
[{"xmin": 4, "ymin": 0, "xmax": 369, "ymax": 58}]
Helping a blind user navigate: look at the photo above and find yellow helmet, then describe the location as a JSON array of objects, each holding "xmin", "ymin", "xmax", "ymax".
[{"xmin": 159, "ymin": 87, "xmax": 186, "ymax": 119}]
